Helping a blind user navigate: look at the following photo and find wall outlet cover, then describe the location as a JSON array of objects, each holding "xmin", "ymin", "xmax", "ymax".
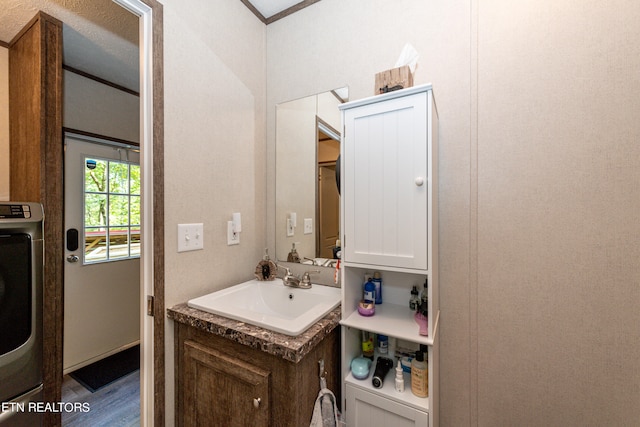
[{"xmin": 227, "ymin": 221, "xmax": 240, "ymax": 245}]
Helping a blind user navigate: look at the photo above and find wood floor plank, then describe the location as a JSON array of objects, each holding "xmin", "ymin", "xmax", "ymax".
[{"xmin": 62, "ymin": 370, "xmax": 140, "ymax": 426}]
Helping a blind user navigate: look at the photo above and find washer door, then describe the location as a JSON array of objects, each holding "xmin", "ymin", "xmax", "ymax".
[{"xmin": 0, "ymin": 233, "xmax": 32, "ymax": 355}]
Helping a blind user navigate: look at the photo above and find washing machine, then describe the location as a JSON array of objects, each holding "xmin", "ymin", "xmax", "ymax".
[{"xmin": 0, "ymin": 202, "xmax": 44, "ymax": 426}]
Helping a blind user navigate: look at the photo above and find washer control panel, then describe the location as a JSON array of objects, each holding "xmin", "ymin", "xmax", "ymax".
[{"xmin": 0, "ymin": 204, "xmax": 33, "ymax": 219}]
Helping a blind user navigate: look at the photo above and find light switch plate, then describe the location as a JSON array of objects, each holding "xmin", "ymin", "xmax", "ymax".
[
  {"xmin": 304, "ymin": 218, "xmax": 313, "ymax": 234},
  {"xmin": 286, "ymin": 218, "xmax": 294, "ymax": 237},
  {"xmin": 178, "ymin": 223, "xmax": 204, "ymax": 252}
]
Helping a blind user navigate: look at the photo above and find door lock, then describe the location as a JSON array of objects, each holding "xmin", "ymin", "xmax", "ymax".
[{"xmin": 67, "ymin": 254, "xmax": 79, "ymax": 263}]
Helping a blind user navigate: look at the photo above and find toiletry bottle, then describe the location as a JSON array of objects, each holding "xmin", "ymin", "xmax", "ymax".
[
  {"xmin": 395, "ymin": 359, "xmax": 405, "ymax": 393},
  {"xmin": 410, "ymin": 285, "xmax": 420, "ymax": 310},
  {"xmin": 362, "ymin": 331, "xmax": 374, "ymax": 360},
  {"xmin": 411, "ymin": 348, "xmax": 428, "ymax": 397},
  {"xmin": 388, "ymin": 336, "xmax": 396, "ymax": 358},
  {"xmin": 373, "ymin": 271, "xmax": 383, "ymax": 304},
  {"xmin": 364, "ymin": 279, "xmax": 376, "ymax": 302},
  {"xmin": 420, "ymin": 278, "xmax": 428, "ymax": 315},
  {"xmin": 377, "ymin": 335, "xmax": 388, "ymax": 355},
  {"xmin": 333, "ymin": 239, "xmax": 341, "ymax": 259},
  {"xmin": 287, "ymin": 242, "xmax": 300, "ymax": 263}
]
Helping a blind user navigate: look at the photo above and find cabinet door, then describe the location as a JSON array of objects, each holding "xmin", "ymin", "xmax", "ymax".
[
  {"xmin": 183, "ymin": 340, "xmax": 270, "ymax": 427},
  {"xmin": 343, "ymin": 91, "xmax": 429, "ymax": 270},
  {"xmin": 346, "ymin": 384, "xmax": 428, "ymax": 427}
]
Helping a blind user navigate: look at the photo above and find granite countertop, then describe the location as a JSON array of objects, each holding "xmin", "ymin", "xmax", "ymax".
[{"xmin": 167, "ymin": 303, "xmax": 341, "ymax": 363}]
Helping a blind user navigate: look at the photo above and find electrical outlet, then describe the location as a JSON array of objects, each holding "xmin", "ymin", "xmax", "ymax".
[
  {"xmin": 286, "ymin": 218, "xmax": 294, "ymax": 237},
  {"xmin": 178, "ymin": 223, "xmax": 204, "ymax": 252},
  {"xmin": 227, "ymin": 221, "xmax": 240, "ymax": 245},
  {"xmin": 304, "ymin": 218, "xmax": 313, "ymax": 234}
]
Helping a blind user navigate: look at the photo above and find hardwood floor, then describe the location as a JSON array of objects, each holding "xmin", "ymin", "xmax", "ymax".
[{"xmin": 61, "ymin": 370, "xmax": 140, "ymax": 426}]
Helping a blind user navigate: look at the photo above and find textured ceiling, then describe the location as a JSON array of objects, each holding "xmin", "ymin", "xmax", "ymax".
[
  {"xmin": 248, "ymin": 0, "xmax": 303, "ymax": 18},
  {"xmin": 0, "ymin": 0, "xmax": 139, "ymax": 92}
]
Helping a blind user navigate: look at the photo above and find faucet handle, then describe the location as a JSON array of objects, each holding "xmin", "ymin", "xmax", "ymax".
[{"xmin": 301, "ymin": 269, "xmax": 320, "ymax": 285}]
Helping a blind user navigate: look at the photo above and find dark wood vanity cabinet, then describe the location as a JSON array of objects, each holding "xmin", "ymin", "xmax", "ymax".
[
  {"xmin": 175, "ymin": 322, "xmax": 340, "ymax": 427},
  {"xmin": 182, "ymin": 339, "xmax": 270, "ymax": 426}
]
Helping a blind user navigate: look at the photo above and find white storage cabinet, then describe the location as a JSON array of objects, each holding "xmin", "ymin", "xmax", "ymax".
[{"xmin": 339, "ymin": 84, "xmax": 439, "ymax": 427}]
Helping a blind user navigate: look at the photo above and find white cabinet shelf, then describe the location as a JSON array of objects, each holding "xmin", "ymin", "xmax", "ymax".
[
  {"xmin": 340, "ymin": 305, "xmax": 438, "ymax": 346},
  {"xmin": 345, "ymin": 359, "xmax": 429, "ymax": 412}
]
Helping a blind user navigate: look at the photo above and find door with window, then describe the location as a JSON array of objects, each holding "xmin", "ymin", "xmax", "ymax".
[{"xmin": 64, "ymin": 136, "xmax": 140, "ymax": 373}]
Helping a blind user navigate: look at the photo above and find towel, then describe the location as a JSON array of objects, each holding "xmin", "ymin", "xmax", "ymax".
[{"xmin": 309, "ymin": 387, "xmax": 339, "ymax": 427}]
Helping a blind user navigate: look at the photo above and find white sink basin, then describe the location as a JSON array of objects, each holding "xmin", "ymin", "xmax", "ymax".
[{"xmin": 187, "ymin": 279, "xmax": 341, "ymax": 336}]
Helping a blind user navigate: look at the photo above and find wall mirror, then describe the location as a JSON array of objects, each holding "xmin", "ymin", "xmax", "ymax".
[{"xmin": 275, "ymin": 87, "xmax": 348, "ymax": 267}]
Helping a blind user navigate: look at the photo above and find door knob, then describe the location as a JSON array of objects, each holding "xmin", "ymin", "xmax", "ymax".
[
  {"xmin": 415, "ymin": 177, "xmax": 425, "ymax": 186},
  {"xmin": 67, "ymin": 254, "xmax": 79, "ymax": 263},
  {"xmin": 253, "ymin": 397, "xmax": 261, "ymax": 408}
]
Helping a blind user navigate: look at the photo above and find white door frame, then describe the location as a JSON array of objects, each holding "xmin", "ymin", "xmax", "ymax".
[{"xmin": 111, "ymin": 0, "xmax": 154, "ymax": 424}]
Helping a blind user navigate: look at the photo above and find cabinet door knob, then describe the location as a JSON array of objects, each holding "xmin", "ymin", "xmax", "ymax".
[
  {"xmin": 253, "ymin": 397, "xmax": 261, "ymax": 408},
  {"xmin": 415, "ymin": 177, "xmax": 425, "ymax": 186}
]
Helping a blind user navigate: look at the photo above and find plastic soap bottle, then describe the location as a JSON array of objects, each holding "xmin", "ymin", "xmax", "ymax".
[
  {"xmin": 364, "ymin": 279, "xmax": 376, "ymax": 302},
  {"xmin": 287, "ymin": 242, "xmax": 300, "ymax": 263},
  {"xmin": 420, "ymin": 278, "xmax": 429, "ymax": 316},
  {"xmin": 361, "ymin": 331, "xmax": 374, "ymax": 360},
  {"xmin": 410, "ymin": 285, "xmax": 420, "ymax": 310},
  {"xmin": 395, "ymin": 359, "xmax": 405, "ymax": 393},
  {"xmin": 377, "ymin": 335, "xmax": 388, "ymax": 355},
  {"xmin": 411, "ymin": 347, "xmax": 428, "ymax": 397},
  {"xmin": 373, "ymin": 271, "xmax": 383, "ymax": 304},
  {"xmin": 332, "ymin": 239, "xmax": 341, "ymax": 259}
]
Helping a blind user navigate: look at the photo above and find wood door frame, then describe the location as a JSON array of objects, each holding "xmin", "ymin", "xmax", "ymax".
[
  {"xmin": 9, "ymin": 2, "xmax": 164, "ymax": 425},
  {"xmin": 113, "ymin": 1, "xmax": 165, "ymax": 424},
  {"xmin": 141, "ymin": 1, "xmax": 165, "ymax": 424}
]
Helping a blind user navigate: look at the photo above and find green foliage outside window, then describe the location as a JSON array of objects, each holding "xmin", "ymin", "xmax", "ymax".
[{"xmin": 84, "ymin": 157, "xmax": 141, "ymax": 263}]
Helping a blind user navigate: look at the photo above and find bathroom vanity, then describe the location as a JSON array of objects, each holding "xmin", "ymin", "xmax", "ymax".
[
  {"xmin": 339, "ymin": 84, "xmax": 439, "ymax": 427},
  {"xmin": 168, "ymin": 303, "xmax": 341, "ymax": 426}
]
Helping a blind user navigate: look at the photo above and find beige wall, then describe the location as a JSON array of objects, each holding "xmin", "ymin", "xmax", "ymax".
[
  {"xmin": 0, "ymin": 46, "xmax": 8, "ymax": 200},
  {"xmin": 267, "ymin": 0, "xmax": 639, "ymax": 425},
  {"xmin": 160, "ymin": 0, "xmax": 266, "ymax": 421},
  {"xmin": 63, "ymin": 70, "xmax": 139, "ymax": 142},
  {"xmin": 475, "ymin": 1, "xmax": 640, "ymax": 425}
]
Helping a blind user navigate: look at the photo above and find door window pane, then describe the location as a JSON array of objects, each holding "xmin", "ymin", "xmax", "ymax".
[
  {"xmin": 85, "ymin": 227, "xmax": 107, "ymax": 262},
  {"xmin": 109, "ymin": 162, "xmax": 129, "ymax": 194},
  {"xmin": 130, "ymin": 165, "xmax": 140, "ymax": 195},
  {"xmin": 109, "ymin": 195, "xmax": 130, "ymax": 226},
  {"xmin": 84, "ymin": 159, "xmax": 107, "ymax": 193},
  {"xmin": 83, "ymin": 156, "xmax": 140, "ymax": 264},
  {"xmin": 84, "ymin": 194, "xmax": 107, "ymax": 227}
]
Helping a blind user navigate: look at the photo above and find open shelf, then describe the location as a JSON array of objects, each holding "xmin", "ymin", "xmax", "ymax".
[
  {"xmin": 341, "ymin": 303, "xmax": 438, "ymax": 345},
  {"xmin": 344, "ymin": 354, "xmax": 429, "ymax": 413}
]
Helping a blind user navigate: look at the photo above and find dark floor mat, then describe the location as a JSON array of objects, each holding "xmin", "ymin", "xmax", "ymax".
[{"xmin": 69, "ymin": 345, "xmax": 140, "ymax": 392}]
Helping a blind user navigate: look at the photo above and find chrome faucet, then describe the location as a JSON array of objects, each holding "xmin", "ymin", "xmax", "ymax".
[
  {"xmin": 303, "ymin": 257, "xmax": 319, "ymax": 266},
  {"xmin": 279, "ymin": 266, "xmax": 320, "ymax": 289}
]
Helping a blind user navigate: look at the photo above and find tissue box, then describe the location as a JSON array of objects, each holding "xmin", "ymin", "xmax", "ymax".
[{"xmin": 374, "ymin": 65, "xmax": 413, "ymax": 95}]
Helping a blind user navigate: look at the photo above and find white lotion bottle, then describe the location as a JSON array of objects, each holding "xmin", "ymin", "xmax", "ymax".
[{"xmin": 395, "ymin": 359, "xmax": 405, "ymax": 392}]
